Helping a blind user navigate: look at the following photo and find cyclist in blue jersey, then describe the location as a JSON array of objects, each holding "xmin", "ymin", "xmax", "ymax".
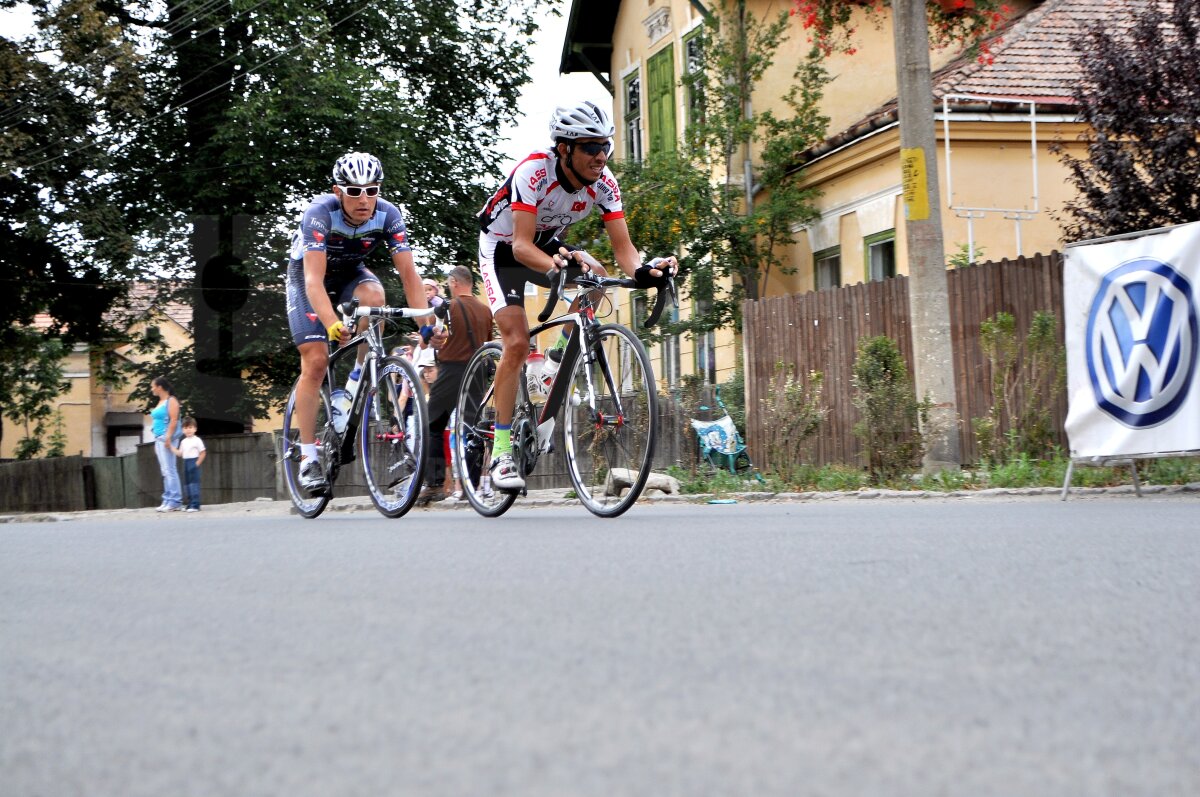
[
  {"xmin": 286, "ymin": 152, "xmax": 428, "ymax": 492},
  {"xmin": 477, "ymin": 100, "xmax": 677, "ymax": 491}
]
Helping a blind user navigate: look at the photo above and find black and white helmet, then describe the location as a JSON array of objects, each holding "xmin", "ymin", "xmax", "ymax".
[
  {"xmin": 549, "ymin": 101, "xmax": 615, "ymax": 142},
  {"xmin": 332, "ymin": 152, "xmax": 384, "ymax": 185}
]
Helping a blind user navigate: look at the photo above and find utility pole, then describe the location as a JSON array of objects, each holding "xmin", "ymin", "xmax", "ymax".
[{"xmin": 892, "ymin": 0, "xmax": 961, "ymax": 471}]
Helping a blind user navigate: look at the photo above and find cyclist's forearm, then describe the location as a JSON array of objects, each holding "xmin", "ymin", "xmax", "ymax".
[
  {"xmin": 513, "ymin": 238, "xmax": 558, "ymax": 274},
  {"xmin": 303, "ymin": 252, "xmax": 338, "ymax": 328},
  {"xmin": 392, "ymin": 250, "xmax": 427, "ymax": 310}
]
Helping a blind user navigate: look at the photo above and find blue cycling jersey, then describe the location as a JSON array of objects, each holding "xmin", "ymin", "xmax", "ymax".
[{"xmin": 288, "ymin": 194, "xmax": 412, "ymax": 273}]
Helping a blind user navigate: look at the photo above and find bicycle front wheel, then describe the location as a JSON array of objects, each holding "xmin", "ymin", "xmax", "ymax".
[
  {"xmin": 360, "ymin": 355, "xmax": 427, "ymax": 518},
  {"xmin": 281, "ymin": 378, "xmax": 334, "ymax": 519},
  {"xmin": 454, "ymin": 342, "xmax": 518, "ymax": 518},
  {"xmin": 563, "ymin": 323, "xmax": 658, "ymax": 517}
]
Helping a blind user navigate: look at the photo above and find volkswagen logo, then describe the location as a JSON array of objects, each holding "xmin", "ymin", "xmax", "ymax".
[{"xmin": 1086, "ymin": 258, "xmax": 1198, "ymax": 428}]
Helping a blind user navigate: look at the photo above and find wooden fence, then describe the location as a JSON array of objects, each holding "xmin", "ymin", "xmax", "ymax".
[{"xmin": 742, "ymin": 252, "xmax": 1068, "ymax": 469}]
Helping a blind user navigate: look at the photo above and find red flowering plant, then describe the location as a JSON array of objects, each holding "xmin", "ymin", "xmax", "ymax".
[{"xmin": 791, "ymin": 0, "xmax": 1012, "ymax": 62}]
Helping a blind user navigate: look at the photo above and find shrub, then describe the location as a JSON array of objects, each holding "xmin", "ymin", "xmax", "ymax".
[
  {"xmin": 851, "ymin": 335, "xmax": 930, "ymax": 484},
  {"xmin": 759, "ymin": 362, "xmax": 827, "ymax": 479},
  {"xmin": 974, "ymin": 310, "xmax": 1065, "ymax": 464}
]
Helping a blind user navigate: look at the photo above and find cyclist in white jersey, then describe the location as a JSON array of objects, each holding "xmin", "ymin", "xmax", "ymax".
[
  {"xmin": 286, "ymin": 152, "xmax": 428, "ymax": 493},
  {"xmin": 477, "ymin": 100, "xmax": 677, "ymax": 491}
]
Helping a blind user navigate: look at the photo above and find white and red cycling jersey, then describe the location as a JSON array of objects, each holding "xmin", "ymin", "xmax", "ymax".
[{"xmin": 478, "ymin": 148, "xmax": 624, "ymax": 246}]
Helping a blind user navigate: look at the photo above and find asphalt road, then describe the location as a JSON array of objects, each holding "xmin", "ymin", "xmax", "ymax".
[{"xmin": 2, "ymin": 496, "xmax": 1197, "ymax": 796}]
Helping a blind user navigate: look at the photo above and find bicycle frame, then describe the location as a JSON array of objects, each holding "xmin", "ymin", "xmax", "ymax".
[
  {"xmin": 287, "ymin": 302, "xmax": 427, "ymax": 464},
  {"xmin": 466, "ymin": 297, "xmax": 607, "ymax": 446},
  {"xmin": 324, "ymin": 318, "xmax": 387, "ymax": 460}
]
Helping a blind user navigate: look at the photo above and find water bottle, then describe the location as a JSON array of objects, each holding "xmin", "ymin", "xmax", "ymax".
[
  {"xmin": 525, "ymin": 350, "xmax": 546, "ymax": 397},
  {"xmin": 345, "ymin": 367, "xmax": 362, "ymax": 402},
  {"xmin": 331, "ymin": 388, "xmax": 352, "ymax": 434},
  {"xmin": 539, "ymin": 347, "xmax": 563, "ymax": 394}
]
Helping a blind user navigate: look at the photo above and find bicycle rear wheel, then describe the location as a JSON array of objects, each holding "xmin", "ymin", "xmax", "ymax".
[
  {"xmin": 360, "ymin": 355, "xmax": 427, "ymax": 517},
  {"xmin": 281, "ymin": 378, "xmax": 335, "ymax": 519},
  {"xmin": 454, "ymin": 342, "xmax": 518, "ymax": 517},
  {"xmin": 563, "ymin": 323, "xmax": 657, "ymax": 517}
]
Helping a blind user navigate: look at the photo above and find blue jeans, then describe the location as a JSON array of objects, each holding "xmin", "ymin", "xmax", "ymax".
[
  {"xmin": 155, "ymin": 437, "xmax": 182, "ymax": 507},
  {"xmin": 183, "ymin": 459, "xmax": 202, "ymax": 509}
]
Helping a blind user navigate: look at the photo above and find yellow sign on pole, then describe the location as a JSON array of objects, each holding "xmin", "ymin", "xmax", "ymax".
[{"xmin": 901, "ymin": 147, "xmax": 930, "ymax": 221}]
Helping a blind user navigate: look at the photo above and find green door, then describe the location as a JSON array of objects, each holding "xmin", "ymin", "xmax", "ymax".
[{"xmin": 647, "ymin": 45, "xmax": 676, "ymax": 154}]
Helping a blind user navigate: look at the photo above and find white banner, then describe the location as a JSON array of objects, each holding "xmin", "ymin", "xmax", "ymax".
[{"xmin": 1064, "ymin": 221, "xmax": 1200, "ymax": 458}]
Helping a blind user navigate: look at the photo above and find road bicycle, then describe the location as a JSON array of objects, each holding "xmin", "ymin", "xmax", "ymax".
[
  {"xmin": 453, "ymin": 267, "xmax": 675, "ymax": 518},
  {"xmin": 281, "ymin": 299, "xmax": 435, "ymax": 519}
]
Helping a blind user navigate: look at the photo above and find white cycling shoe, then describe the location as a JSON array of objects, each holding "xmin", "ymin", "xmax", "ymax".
[
  {"xmin": 298, "ymin": 459, "xmax": 329, "ymax": 493},
  {"xmin": 488, "ymin": 454, "xmax": 525, "ymax": 491}
]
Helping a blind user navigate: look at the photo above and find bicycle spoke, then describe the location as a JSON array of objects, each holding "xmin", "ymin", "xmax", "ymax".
[
  {"xmin": 281, "ymin": 379, "xmax": 333, "ymax": 519},
  {"xmin": 563, "ymin": 324, "xmax": 657, "ymax": 517},
  {"xmin": 454, "ymin": 343, "xmax": 518, "ymax": 517},
  {"xmin": 361, "ymin": 356, "xmax": 426, "ymax": 518}
]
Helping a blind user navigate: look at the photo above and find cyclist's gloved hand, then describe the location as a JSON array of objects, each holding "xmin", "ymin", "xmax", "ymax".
[
  {"xmin": 327, "ymin": 321, "xmax": 346, "ymax": 343},
  {"xmin": 634, "ymin": 258, "xmax": 670, "ymax": 289}
]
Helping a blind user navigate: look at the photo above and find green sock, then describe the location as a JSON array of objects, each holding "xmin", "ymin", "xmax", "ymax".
[
  {"xmin": 551, "ymin": 331, "xmax": 569, "ymax": 351},
  {"xmin": 493, "ymin": 425, "xmax": 511, "ymax": 458}
]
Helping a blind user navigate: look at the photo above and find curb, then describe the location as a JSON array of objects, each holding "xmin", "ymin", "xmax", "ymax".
[{"xmin": 4, "ymin": 482, "xmax": 1199, "ymax": 524}]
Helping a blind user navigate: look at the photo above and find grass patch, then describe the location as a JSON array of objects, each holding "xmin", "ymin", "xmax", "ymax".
[{"xmin": 666, "ymin": 454, "xmax": 1200, "ymax": 494}]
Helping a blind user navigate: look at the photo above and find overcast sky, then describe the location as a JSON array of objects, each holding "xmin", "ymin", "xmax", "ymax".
[{"xmin": 497, "ymin": 2, "xmax": 611, "ymax": 171}]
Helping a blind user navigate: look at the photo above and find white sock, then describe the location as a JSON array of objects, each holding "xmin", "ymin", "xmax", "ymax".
[{"xmin": 301, "ymin": 443, "xmax": 318, "ymax": 461}]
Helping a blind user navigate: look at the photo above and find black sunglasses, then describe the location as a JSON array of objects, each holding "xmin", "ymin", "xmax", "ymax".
[
  {"xmin": 573, "ymin": 140, "xmax": 613, "ymax": 157},
  {"xmin": 340, "ymin": 185, "xmax": 380, "ymax": 197}
]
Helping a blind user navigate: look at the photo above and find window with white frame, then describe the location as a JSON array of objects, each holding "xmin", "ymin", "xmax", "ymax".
[
  {"xmin": 624, "ymin": 73, "xmax": 643, "ymax": 162},
  {"xmin": 683, "ymin": 30, "xmax": 704, "ymax": 129},
  {"xmin": 694, "ymin": 298, "xmax": 717, "ymax": 384}
]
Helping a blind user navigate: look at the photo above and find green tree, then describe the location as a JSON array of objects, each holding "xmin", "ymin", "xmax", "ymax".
[
  {"xmin": 0, "ymin": 7, "xmax": 140, "ymax": 451},
  {"xmin": 12, "ymin": 0, "xmax": 550, "ymax": 430},
  {"xmin": 0, "ymin": 332, "xmax": 70, "ymax": 460}
]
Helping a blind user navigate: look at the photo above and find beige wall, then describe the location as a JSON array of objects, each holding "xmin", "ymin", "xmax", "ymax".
[
  {"xmin": 1, "ymin": 313, "xmax": 194, "ymax": 459},
  {"xmin": 786, "ymin": 120, "xmax": 1092, "ymax": 287}
]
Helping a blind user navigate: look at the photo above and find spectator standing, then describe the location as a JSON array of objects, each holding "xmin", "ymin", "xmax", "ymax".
[
  {"xmin": 172, "ymin": 417, "xmax": 207, "ymax": 512},
  {"xmin": 420, "ymin": 265, "xmax": 492, "ymax": 502},
  {"xmin": 148, "ymin": 376, "xmax": 183, "ymax": 512}
]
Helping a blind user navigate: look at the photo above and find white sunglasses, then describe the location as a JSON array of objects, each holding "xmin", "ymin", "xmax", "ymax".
[{"xmin": 339, "ymin": 185, "xmax": 380, "ymax": 197}]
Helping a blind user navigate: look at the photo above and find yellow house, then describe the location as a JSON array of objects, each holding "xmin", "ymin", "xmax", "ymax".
[
  {"xmin": 2, "ymin": 284, "xmax": 287, "ymax": 459},
  {"xmin": 0, "ymin": 285, "xmax": 195, "ymax": 459},
  {"xmin": 560, "ymin": 0, "xmax": 1096, "ymax": 379}
]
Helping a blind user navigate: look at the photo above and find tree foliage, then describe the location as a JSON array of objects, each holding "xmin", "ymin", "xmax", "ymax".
[
  {"xmin": 1054, "ymin": 0, "xmax": 1200, "ymax": 241},
  {"xmin": 569, "ymin": 0, "xmax": 827, "ymax": 344},
  {"xmin": 0, "ymin": 3, "xmax": 139, "ymax": 450},
  {"xmin": 0, "ymin": 331, "xmax": 70, "ymax": 459},
  {"xmin": 4, "ymin": 0, "xmax": 550, "ymax": 442}
]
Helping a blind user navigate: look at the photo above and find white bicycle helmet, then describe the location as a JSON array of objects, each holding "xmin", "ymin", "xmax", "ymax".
[
  {"xmin": 549, "ymin": 101, "xmax": 615, "ymax": 142},
  {"xmin": 332, "ymin": 152, "xmax": 384, "ymax": 185}
]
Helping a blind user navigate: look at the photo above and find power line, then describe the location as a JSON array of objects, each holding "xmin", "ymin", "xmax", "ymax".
[
  {"xmin": 0, "ymin": 0, "xmax": 276, "ymax": 132},
  {"xmin": 11, "ymin": 3, "xmax": 372, "ymax": 175},
  {"xmin": 0, "ymin": 0, "xmax": 214, "ymax": 128}
]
